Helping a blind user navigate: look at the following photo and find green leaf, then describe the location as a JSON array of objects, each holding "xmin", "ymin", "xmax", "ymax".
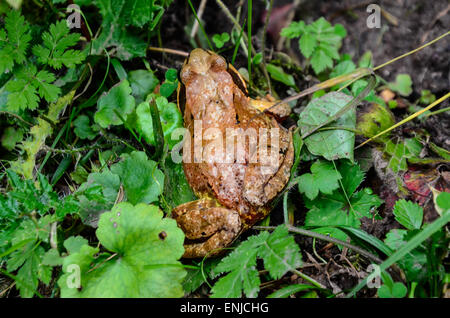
[
  {"xmin": 298, "ymin": 160, "xmax": 342, "ymax": 200},
  {"xmin": 35, "ymin": 70, "xmax": 60, "ymax": 102},
  {"xmin": 299, "ymin": 92, "xmax": 355, "ymax": 161},
  {"xmin": 94, "ymin": 80, "xmax": 136, "ymax": 128},
  {"xmin": 122, "ymin": 0, "xmax": 154, "ymax": 27},
  {"xmin": 304, "ymin": 161, "xmax": 382, "ymax": 239},
  {"xmin": 310, "ymin": 48, "xmax": 333, "ymax": 74},
  {"xmin": 73, "ymin": 115, "xmax": 97, "ymax": 140},
  {"xmin": 3, "ymin": 10, "xmax": 32, "ymax": 65},
  {"xmin": 378, "ymin": 282, "xmax": 407, "ymax": 298},
  {"xmin": 64, "ymin": 236, "xmax": 89, "ymax": 254},
  {"xmin": 211, "ymin": 231, "xmax": 268, "ymax": 298},
  {"xmin": 393, "ymin": 199, "xmax": 423, "ymax": 230},
  {"xmin": 211, "ymin": 226, "xmax": 302, "ymax": 298},
  {"xmin": 110, "ymin": 151, "xmax": 164, "ymax": 204},
  {"xmin": 387, "ymin": 74, "xmax": 413, "ymax": 97},
  {"xmin": 135, "ymin": 95, "xmax": 183, "ymax": 149},
  {"xmin": 58, "ymin": 202, "xmax": 186, "ymax": 297},
  {"xmin": 280, "ymin": 21, "xmax": 305, "ymax": 39},
  {"xmin": 212, "ymin": 32, "xmax": 230, "ymax": 49},
  {"xmin": 299, "ymin": 33, "xmax": 316, "ymax": 58},
  {"xmin": 436, "ymin": 192, "xmax": 450, "ymax": 212},
  {"xmin": 333, "ymin": 23, "xmax": 347, "ymax": 38},
  {"xmin": 161, "ymin": 158, "xmax": 195, "ymax": 212},
  {"xmin": 42, "ymin": 249, "xmax": 63, "ymax": 266},
  {"xmin": 128, "ymin": 69, "xmax": 159, "ymax": 103},
  {"xmin": 383, "ymin": 229, "xmax": 427, "ymax": 281},
  {"xmin": 419, "ymin": 89, "xmax": 436, "ymax": 105},
  {"xmin": 92, "ymin": 0, "xmax": 148, "ymax": 60},
  {"xmin": 32, "ymin": 20, "xmax": 84, "ymax": 69},
  {"xmin": 266, "ymin": 64, "xmax": 295, "ymax": 87},
  {"xmin": 1, "ymin": 127, "xmax": 23, "ymax": 151},
  {"xmin": 258, "ymin": 226, "xmax": 303, "ymax": 279}
]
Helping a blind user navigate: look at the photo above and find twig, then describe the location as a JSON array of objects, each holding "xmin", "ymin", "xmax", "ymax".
[
  {"xmin": 0, "ymin": 111, "xmax": 33, "ymax": 126},
  {"xmin": 190, "ymin": 0, "xmax": 208, "ymax": 39},
  {"xmin": 148, "ymin": 47, "xmax": 189, "ymax": 57}
]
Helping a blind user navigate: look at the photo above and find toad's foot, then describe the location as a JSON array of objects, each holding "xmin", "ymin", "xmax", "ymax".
[{"xmin": 172, "ymin": 199, "xmax": 242, "ymax": 258}]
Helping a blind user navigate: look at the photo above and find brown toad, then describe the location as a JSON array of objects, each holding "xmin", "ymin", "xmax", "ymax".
[{"xmin": 173, "ymin": 48, "xmax": 294, "ymax": 258}]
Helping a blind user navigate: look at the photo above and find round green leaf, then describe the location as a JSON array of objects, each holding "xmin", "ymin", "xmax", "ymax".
[
  {"xmin": 59, "ymin": 203, "xmax": 185, "ymax": 297},
  {"xmin": 110, "ymin": 151, "xmax": 165, "ymax": 204},
  {"xmin": 136, "ymin": 96, "xmax": 183, "ymax": 149},
  {"xmin": 128, "ymin": 69, "xmax": 159, "ymax": 103},
  {"xmin": 94, "ymin": 80, "xmax": 135, "ymax": 128}
]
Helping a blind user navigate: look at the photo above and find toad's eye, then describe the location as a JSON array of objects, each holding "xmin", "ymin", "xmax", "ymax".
[
  {"xmin": 180, "ymin": 66, "xmax": 193, "ymax": 84},
  {"xmin": 209, "ymin": 55, "xmax": 227, "ymax": 71}
]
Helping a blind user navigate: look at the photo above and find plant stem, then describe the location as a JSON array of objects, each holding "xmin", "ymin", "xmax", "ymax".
[{"xmin": 373, "ymin": 31, "xmax": 450, "ymax": 71}]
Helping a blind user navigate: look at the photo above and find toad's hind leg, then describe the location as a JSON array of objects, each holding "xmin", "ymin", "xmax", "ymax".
[{"xmin": 172, "ymin": 199, "xmax": 242, "ymax": 258}]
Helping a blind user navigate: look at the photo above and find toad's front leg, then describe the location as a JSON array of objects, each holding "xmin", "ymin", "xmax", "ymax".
[{"xmin": 172, "ymin": 199, "xmax": 242, "ymax": 258}]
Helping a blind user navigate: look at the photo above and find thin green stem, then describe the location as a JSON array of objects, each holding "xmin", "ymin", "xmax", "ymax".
[{"xmin": 187, "ymin": 0, "xmax": 213, "ymax": 50}]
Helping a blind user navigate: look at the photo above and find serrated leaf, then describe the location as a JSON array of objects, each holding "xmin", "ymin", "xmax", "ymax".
[
  {"xmin": 393, "ymin": 199, "xmax": 423, "ymax": 230},
  {"xmin": 310, "ymin": 48, "xmax": 333, "ymax": 74},
  {"xmin": 211, "ymin": 226, "xmax": 302, "ymax": 298},
  {"xmin": 58, "ymin": 202, "xmax": 186, "ymax": 297},
  {"xmin": 280, "ymin": 21, "xmax": 305, "ymax": 39},
  {"xmin": 35, "ymin": 70, "xmax": 60, "ymax": 102},
  {"xmin": 258, "ymin": 226, "xmax": 302, "ymax": 279},
  {"xmin": 211, "ymin": 231, "xmax": 268, "ymax": 298},
  {"xmin": 304, "ymin": 161, "xmax": 382, "ymax": 238},
  {"xmin": 299, "ymin": 92, "xmax": 355, "ymax": 161},
  {"xmin": 94, "ymin": 80, "xmax": 135, "ymax": 128},
  {"xmin": 298, "ymin": 160, "xmax": 341, "ymax": 200},
  {"xmin": 4, "ymin": 10, "xmax": 32, "ymax": 65},
  {"xmin": 92, "ymin": 0, "xmax": 147, "ymax": 60},
  {"xmin": 32, "ymin": 20, "xmax": 84, "ymax": 69},
  {"xmin": 299, "ymin": 33, "xmax": 316, "ymax": 58}
]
